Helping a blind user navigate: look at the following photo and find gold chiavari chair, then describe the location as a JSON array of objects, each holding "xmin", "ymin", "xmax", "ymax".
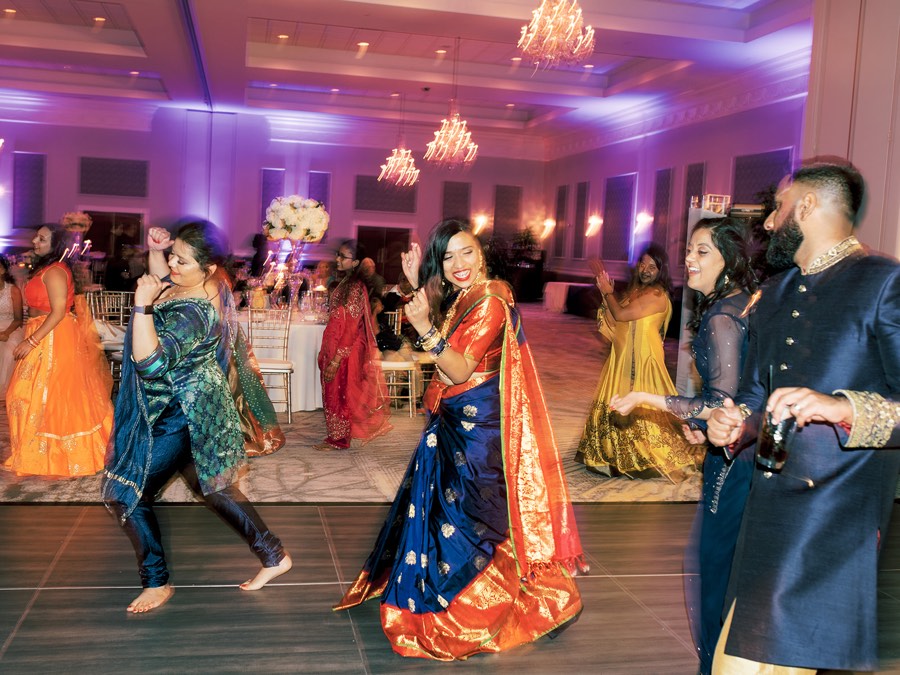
[{"xmin": 247, "ymin": 305, "xmax": 295, "ymax": 423}]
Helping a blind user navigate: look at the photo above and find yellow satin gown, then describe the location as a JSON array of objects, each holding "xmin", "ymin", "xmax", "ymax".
[{"xmin": 575, "ymin": 294, "xmax": 699, "ymax": 482}]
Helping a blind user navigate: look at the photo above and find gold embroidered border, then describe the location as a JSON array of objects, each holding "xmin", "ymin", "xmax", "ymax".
[
  {"xmin": 804, "ymin": 236, "xmax": 863, "ymax": 275},
  {"xmin": 835, "ymin": 389, "xmax": 898, "ymax": 448}
]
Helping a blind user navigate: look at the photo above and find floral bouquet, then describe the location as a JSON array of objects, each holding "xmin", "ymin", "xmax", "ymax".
[
  {"xmin": 60, "ymin": 211, "xmax": 92, "ymax": 233},
  {"xmin": 263, "ymin": 195, "xmax": 329, "ymax": 242}
]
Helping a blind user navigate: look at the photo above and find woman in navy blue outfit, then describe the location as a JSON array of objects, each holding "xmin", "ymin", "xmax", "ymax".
[{"xmin": 610, "ymin": 217, "xmax": 758, "ymax": 675}]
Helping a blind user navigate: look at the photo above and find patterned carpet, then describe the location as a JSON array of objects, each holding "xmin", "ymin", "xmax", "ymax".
[{"xmin": 0, "ymin": 303, "xmax": 701, "ymax": 504}]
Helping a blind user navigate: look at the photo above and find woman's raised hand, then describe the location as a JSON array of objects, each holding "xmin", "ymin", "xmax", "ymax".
[
  {"xmin": 147, "ymin": 227, "xmax": 173, "ymax": 251},
  {"xmin": 404, "ymin": 288, "xmax": 432, "ymax": 335},
  {"xmin": 401, "ymin": 243, "xmax": 422, "ymax": 289},
  {"xmin": 134, "ymin": 274, "xmax": 169, "ymax": 307},
  {"xmin": 596, "ymin": 271, "xmax": 614, "ymax": 296},
  {"xmin": 589, "ymin": 259, "xmax": 614, "ymax": 295}
]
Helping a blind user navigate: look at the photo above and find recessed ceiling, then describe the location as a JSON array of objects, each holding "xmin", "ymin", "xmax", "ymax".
[{"xmin": 0, "ymin": 0, "xmax": 812, "ymax": 143}]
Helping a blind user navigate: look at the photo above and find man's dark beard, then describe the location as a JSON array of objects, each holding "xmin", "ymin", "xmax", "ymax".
[{"xmin": 765, "ymin": 213, "xmax": 804, "ymax": 272}]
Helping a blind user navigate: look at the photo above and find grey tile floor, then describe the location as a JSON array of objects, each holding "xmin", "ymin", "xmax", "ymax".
[{"xmin": 1, "ymin": 503, "xmax": 898, "ymax": 674}]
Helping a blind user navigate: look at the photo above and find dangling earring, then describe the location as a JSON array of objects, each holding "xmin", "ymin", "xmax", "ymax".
[{"xmin": 723, "ymin": 274, "xmax": 730, "ymax": 286}]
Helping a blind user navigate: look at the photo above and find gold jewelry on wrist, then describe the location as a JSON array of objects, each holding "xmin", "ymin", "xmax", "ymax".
[
  {"xmin": 419, "ymin": 332, "xmax": 442, "ymax": 352},
  {"xmin": 737, "ymin": 403, "xmax": 753, "ymax": 420},
  {"xmin": 27, "ymin": 335, "xmax": 39, "ymax": 348}
]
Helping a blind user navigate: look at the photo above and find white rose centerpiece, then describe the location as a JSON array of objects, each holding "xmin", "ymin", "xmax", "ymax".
[
  {"xmin": 60, "ymin": 211, "xmax": 92, "ymax": 233},
  {"xmin": 263, "ymin": 195, "xmax": 329, "ymax": 242}
]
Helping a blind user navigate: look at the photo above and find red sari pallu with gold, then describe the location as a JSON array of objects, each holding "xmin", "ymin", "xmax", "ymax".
[
  {"xmin": 317, "ymin": 275, "xmax": 390, "ymax": 449},
  {"xmin": 5, "ymin": 262, "xmax": 113, "ymax": 476},
  {"xmin": 335, "ymin": 280, "xmax": 586, "ymax": 660}
]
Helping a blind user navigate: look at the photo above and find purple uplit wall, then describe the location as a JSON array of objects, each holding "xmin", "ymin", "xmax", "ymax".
[
  {"xmin": 0, "ymin": 94, "xmax": 801, "ymax": 264},
  {"xmin": 544, "ymin": 97, "xmax": 805, "ymax": 279}
]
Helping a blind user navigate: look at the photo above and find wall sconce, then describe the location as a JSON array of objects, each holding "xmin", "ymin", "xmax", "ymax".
[
  {"xmin": 472, "ymin": 213, "xmax": 490, "ymax": 235},
  {"xmin": 635, "ymin": 211, "xmax": 653, "ymax": 235},
  {"xmin": 540, "ymin": 218, "xmax": 556, "ymax": 240},
  {"xmin": 585, "ymin": 214, "xmax": 603, "ymax": 237}
]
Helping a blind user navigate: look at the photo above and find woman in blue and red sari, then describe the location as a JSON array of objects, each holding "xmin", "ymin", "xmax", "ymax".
[{"xmin": 335, "ymin": 219, "xmax": 587, "ymax": 660}]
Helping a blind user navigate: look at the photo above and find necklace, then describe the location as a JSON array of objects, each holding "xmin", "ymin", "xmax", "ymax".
[
  {"xmin": 440, "ymin": 273, "xmax": 486, "ymax": 337},
  {"xmin": 161, "ymin": 281, "xmax": 205, "ymax": 301}
]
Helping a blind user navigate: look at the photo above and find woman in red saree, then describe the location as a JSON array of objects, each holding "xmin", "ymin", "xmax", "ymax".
[
  {"xmin": 335, "ymin": 220, "xmax": 587, "ymax": 659},
  {"xmin": 4, "ymin": 223, "xmax": 113, "ymax": 476},
  {"xmin": 316, "ymin": 240, "xmax": 390, "ymax": 450}
]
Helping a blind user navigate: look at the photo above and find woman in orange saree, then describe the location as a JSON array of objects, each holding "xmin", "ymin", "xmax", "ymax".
[
  {"xmin": 335, "ymin": 220, "xmax": 587, "ymax": 660},
  {"xmin": 4, "ymin": 223, "xmax": 113, "ymax": 476}
]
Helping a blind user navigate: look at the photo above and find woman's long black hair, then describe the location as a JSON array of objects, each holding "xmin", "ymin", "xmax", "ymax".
[
  {"xmin": 624, "ymin": 242, "xmax": 674, "ymax": 297},
  {"xmin": 687, "ymin": 216, "xmax": 758, "ymax": 332},
  {"xmin": 419, "ymin": 219, "xmax": 487, "ymax": 326},
  {"xmin": 30, "ymin": 223, "xmax": 71, "ymax": 277}
]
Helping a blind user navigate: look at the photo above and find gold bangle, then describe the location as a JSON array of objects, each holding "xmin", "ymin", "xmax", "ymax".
[{"xmin": 420, "ymin": 333, "xmax": 442, "ymax": 352}]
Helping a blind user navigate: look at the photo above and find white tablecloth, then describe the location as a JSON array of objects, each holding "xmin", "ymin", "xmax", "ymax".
[
  {"xmin": 542, "ymin": 282, "xmax": 593, "ymax": 313},
  {"xmin": 240, "ymin": 316, "xmax": 326, "ymax": 412}
]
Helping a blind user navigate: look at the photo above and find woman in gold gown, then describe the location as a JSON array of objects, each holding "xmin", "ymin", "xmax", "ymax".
[{"xmin": 575, "ymin": 244, "xmax": 699, "ymax": 481}]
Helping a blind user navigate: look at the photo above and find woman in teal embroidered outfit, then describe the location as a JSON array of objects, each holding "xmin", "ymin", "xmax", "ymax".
[{"xmin": 102, "ymin": 221, "xmax": 291, "ymax": 613}]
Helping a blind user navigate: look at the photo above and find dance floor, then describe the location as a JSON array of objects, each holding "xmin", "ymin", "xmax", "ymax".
[
  {"xmin": 1, "ymin": 303, "xmax": 899, "ymax": 672},
  {"xmin": 0, "ymin": 502, "xmax": 898, "ymax": 673}
]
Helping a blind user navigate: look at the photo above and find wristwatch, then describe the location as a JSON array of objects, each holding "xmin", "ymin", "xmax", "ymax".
[{"xmin": 133, "ymin": 305, "xmax": 155, "ymax": 315}]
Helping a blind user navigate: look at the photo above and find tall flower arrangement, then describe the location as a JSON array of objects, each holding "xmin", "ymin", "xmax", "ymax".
[
  {"xmin": 60, "ymin": 211, "xmax": 92, "ymax": 233},
  {"xmin": 263, "ymin": 196, "xmax": 329, "ymax": 242}
]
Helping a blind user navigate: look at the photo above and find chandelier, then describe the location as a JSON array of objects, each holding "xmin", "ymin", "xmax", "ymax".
[
  {"xmin": 378, "ymin": 147, "xmax": 420, "ymax": 187},
  {"xmin": 518, "ymin": 0, "xmax": 595, "ymax": 69},
  {"xmin": 378, "ymin": 94, "xmax": 420, "ymax": 187},
  {"xmin": 424, "ymin": 38, "xmax": 478, "ymax": 169}
]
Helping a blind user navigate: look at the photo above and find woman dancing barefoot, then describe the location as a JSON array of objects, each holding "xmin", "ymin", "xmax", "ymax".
[{"xmin": 103, "ymin": 221, "xmax": 291, "ymax": 613}]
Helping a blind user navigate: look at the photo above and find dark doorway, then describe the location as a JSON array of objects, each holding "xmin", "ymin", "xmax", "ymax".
[{"xmin": 356, "ymin": 226, "xmax": 411, "ymax": 290}]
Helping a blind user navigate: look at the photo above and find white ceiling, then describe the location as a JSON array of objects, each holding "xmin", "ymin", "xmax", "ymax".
[{"xmin": 0, "ymin": 0, "xmax": 813, "ymax": 150}]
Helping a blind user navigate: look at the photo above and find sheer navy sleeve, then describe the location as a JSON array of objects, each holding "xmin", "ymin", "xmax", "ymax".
[{"xmin": 666, "ymin": 308, "xmax": 749, "ymax": 421}]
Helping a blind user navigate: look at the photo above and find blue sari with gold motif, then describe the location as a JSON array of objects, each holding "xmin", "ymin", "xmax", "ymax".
[{"xmin": 336, "ymin": 280, "xmax": 586, "ymax": 660}]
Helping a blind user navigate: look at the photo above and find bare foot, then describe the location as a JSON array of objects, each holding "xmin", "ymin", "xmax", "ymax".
[
  {"xmin": 240, "ymin": 553, "xmax": 293, "ymax": 591},
  {"xmin": 127, "ymin": 585, "xmax": 174, "ymax": 613}
]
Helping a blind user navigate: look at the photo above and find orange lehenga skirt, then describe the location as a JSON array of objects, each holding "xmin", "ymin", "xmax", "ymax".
[{"xmin": 4, "ymin": 303, "xmax": 113, "ymax": 477}]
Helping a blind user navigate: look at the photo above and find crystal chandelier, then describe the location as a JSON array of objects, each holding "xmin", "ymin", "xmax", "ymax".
[
  {"xmin": 424, "ymin": 38, "xmax": 478, "ymax": 169},
  {"xmin": 378, "ymin": 94, "xmax": 420, "ymax": 187},
  {"xmin": 378, "ymin": 147, "xmax": 420, "ymax": 187},
  {"xmin": 424, "ymin": 100, "xmax": 478, "ymax": 168},
  {"xmin": 518, "ymin": 0, "xmax": 595, "ymax": 69}
]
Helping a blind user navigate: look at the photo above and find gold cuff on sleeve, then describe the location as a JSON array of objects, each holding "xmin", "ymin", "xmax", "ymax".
[{"xmin": 834, "ymin": 389, "xmax": 899, "ymax": 448}]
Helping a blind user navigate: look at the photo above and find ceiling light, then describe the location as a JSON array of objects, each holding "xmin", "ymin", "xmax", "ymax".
[
  {"xmin": 129, "ymin": 71, "xmax": 139, "ymax": 76},
  {"xmin": 378, "ymin": 94, "xmax": 420, "ymax": 188},
  {"xmin": 93, "ymin": 16, "xmax": 106, "ymax": 23},
  {"xmin": 268, "ymin": 83, "xmax": 278, "ymax": 88},
  {"xmin": 435, "ymin": 49, "xmax": 447, "ymax": 55},
  {"xmin": 330, "ymin": 88, "xmax": 340, "ymax": 93},
  {"xmin": 511, "ymin": 56, "xmax": 523, "ymax": 62},
  {"xmin": 583, "ymin": 64, "xmax": 594, "ymax": 69},
  {"xmin": 425, "ymin": 38, "xmax": 478, "ymax": 170},
  {"xmin": 3, "ymin": 8, "xmax": 15, "ymax": 15},
  {"xmin": 355, "ymin": 41, "xmax": 370, "ymax": 59},
  {"xmin": 277, "ymin": 34, "xmax": 289, "ymax": 40},
  {"xmin": 357, "ymin": 41, "xmax": 369, "ymax": 47},
  {"xmin": 518, "ymin": 0, "xmax": 595, "ymax": 69},
  {"xmin": 390, "ymin": 92, "xmax": 400, "ymax": 97},
  {"xmin": 506, "ymin": 103, "xmax": 515, "ymax": 108}
]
